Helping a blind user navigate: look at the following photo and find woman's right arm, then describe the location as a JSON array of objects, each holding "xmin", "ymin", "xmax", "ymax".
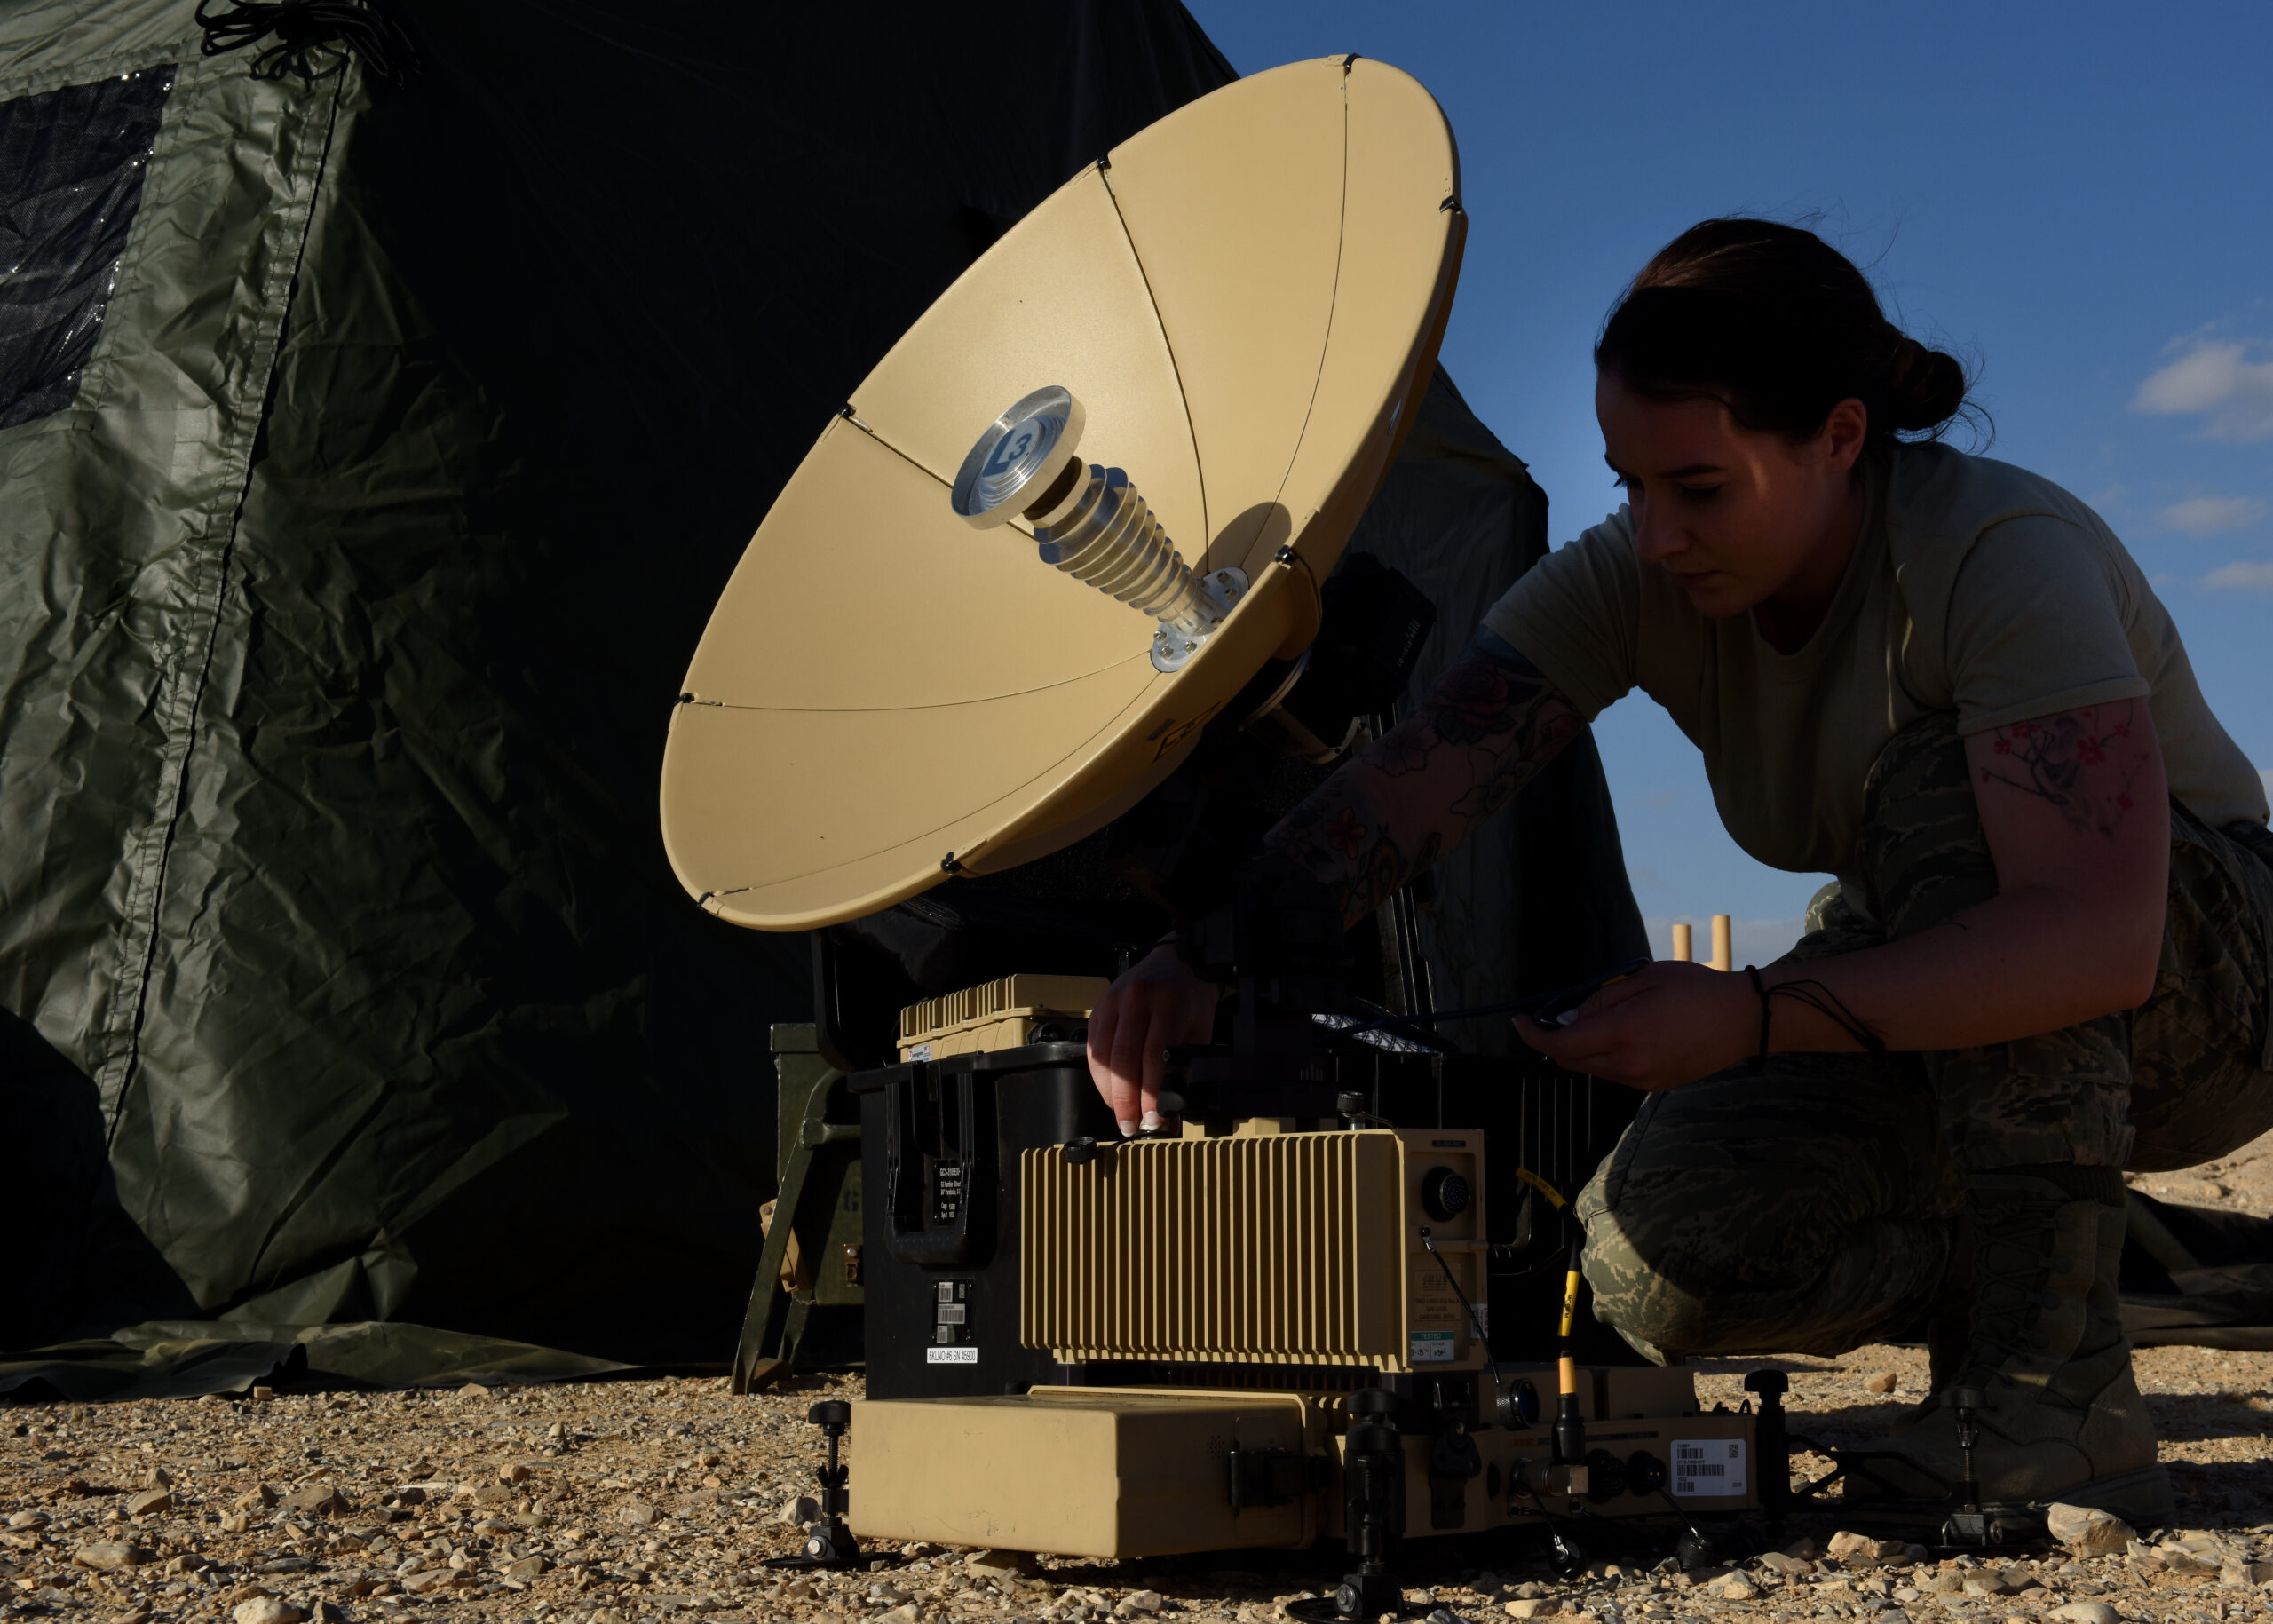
[{"xmin": 1087, "ymin": 630, "xmax": 1586, "ymax": 1130}]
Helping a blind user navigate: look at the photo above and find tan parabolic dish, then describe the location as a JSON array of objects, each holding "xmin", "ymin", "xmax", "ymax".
[{"xmin": 661, "ymin": 56, "xmax": 1464, "ymax": 930}]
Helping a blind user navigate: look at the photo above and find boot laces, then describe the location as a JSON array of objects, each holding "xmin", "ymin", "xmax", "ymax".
[{"xmin": 1964, "ymin": 1204, "xmax": 2067, "ymax": 1377}]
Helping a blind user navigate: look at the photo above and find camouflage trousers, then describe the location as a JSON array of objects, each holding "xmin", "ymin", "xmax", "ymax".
[{"xmin": 1579, "ymin": 711, "xmax": 2273, "ymax": 1360}]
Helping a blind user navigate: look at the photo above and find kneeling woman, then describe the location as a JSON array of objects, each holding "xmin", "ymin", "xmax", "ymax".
[{"xmin": 1086, "ymin": 218, "xmax": 2273, "ymax": 1522}]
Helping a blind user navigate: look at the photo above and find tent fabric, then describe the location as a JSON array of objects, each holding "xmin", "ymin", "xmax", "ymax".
[
  {"xmin": 0, "ymin": 1320, "xmax": 634, "ymax": 1403},
  {"xmin": 2121, "ymin": 1190, "xmax": 2273, "ymax": 1352},
  {"xmin": 0, "ymin": 0, "xmax": 1260, "ymax": 1375},
  {"xmin": 0, "ymin": 64, "xmax": 172, "ymax": 429}
]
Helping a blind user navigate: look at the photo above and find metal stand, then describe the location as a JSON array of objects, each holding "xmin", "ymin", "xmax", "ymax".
[
  {"xmin": 1938, "ymin": 1386, "xmax": 1992, "ymax": 1547},
  {"xmin": 762, "ymin": 1401, "xmax": 898, "ymax": 1572},
  {"xmin": 1289, "ymin": 1390, "xmax": 1410, "ymax": 1622}
]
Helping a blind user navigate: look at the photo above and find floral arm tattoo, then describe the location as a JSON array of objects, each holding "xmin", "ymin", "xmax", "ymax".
[
  {"xmin": 1975, "ymin": 701, "xmax": 2152, "ymax": 837},
  {"xmin": 1268, "ymin": 630, "xmax": 1585, "ymax": 926}
]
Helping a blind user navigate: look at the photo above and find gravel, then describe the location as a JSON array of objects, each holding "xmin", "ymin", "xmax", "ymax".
[{"xmin": 6, "ymin": 1133, "xmax": 2271, "ymax": 1624}]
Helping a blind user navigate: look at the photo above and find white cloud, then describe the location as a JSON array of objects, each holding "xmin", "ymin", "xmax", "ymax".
[
  {"xmin": 2131, "ymin": 339, "xmax": 2273, "ymax": 441},
  {"xmin": 2204, "ymin": 560, "xmax": 2273, "ymax": 592},
  {"xmin": 2158, "ymin": 495, "xmax": 2269, "ymax": 536}
]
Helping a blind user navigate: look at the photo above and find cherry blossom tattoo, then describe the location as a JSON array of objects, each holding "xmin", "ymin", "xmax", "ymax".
[
  {"xmin": 1976, "ymin": 701, "xmax": 2152, "ymax": 838},
  {"xmin": 1270, "ymin": 631, "xmax": 1583, "ymax": 926}
]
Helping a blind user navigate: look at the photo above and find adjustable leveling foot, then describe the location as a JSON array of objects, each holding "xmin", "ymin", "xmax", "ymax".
[{"xmin": 763, "ymin": 1401, "xmax": 896, "ymax": 1572}]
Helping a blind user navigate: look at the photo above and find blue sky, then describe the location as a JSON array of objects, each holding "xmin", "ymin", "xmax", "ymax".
[{"xmin": 1191, "ymin": 1, "xmax": 2273, "ymax": 963}]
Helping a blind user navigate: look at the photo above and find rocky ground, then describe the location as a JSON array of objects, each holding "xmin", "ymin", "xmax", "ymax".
[{"xmin": 4, "ymin": 1149, "xmax": 2269, "ymax": 1624}]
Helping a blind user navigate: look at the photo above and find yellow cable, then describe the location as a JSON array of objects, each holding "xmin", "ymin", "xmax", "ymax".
[
  {"xmin": 1514, "ymin": 1166, "xmax": 1567, "ymax": 1211},
  {"xmin": 1513, "ymin": 1168, "xmax": 1583, "ymax": 1401}
]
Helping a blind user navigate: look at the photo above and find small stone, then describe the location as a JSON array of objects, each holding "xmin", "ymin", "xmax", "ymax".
[
  {"xmin": 1507, "ymin": 1604, "xmax": 1550, "ymax": 1619},
  {"xmin": 1715, "ymin": 1578, "xmax": 1760, "ymax": 1602},
  {"xmin": 1119, "ymin": 1593, "xmax": 1166, "ymax": 1616},
  {"xmin": 220, "ymin": 1512, "xmax": 252, "ymax": 1533},
  {"xmin": 251, "ymin": 1386, "xmax": 275, "ymax": 1402},
  {"xmin": 499, "ymin": 1462, "xmax": 532, "ymax": 1484},
  {"xmin": 1783, "ymin": 1539, "xmax": 1818, "ymax": 1560},
  {"xmin": 621, "ymin": 1501, "xmax": 661, "ymax": 1526},
  {"xmin": 1961, "ymin": 1575, "xmax": 2011, "ymax": 1597},
  {"xmin": 401, "ymin": 1569, "xmax": 456, "ymax": 1594},
  {"xmin": 2050, "ymin": 1605, "xmax": 2120, "ymax": 1624},
  {"xmin": 145, "ymin": 1466, "xmax": 174, "ymax": 1489},
  {"xmin": 1865, "ymin": 1370, "xmax": 1898, "ymax": 1394},
  {"xmin": 126, "ymin": 1488, "xmax": 173, "ymax": 1517},
  {"xmin": 507, "ymin": 1555, "xmax": 548, "ymax": 1580},
  {"xmin": 234, "ymin": 1600, "xmax": 305, "ymax": 1624},
  {"xmin": 968, "ymin": 1546, "xmax": 1040, "ymax": 1578},
  {"xmin": 73, "ymin": 1541, "xmax": 145, "ymax": 1572},
  {"xmin": 2047, "ymin": 1504, "xmax": 2135, "ymax": 1558},
  {"xmin": 880, "ymin": 1607, "xmax": 921, "ymax": 1624},
  {"xmin": 1826, "ymin": 1532, "xmax": 1908, "ymax": 1567},
  {"xmin": 457, "ymin": 1382, "xmax": 492, "ymax": 1399},
  {"xmin": 283, "ymin": 1483, "xmax": 349, "ymax": 1517},
  {"xmin": 772, "ymin": 1493, "xmax": 818, "ymax": 1526},
  {"xmin": 235, "ymin": 1484, "xmax": 281, "ymax": 1511}
]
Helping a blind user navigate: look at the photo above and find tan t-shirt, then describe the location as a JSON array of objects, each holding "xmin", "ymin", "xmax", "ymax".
[{"xmin": 1482, "ymin": 443, "xmax": 2268, "ymax": 890}]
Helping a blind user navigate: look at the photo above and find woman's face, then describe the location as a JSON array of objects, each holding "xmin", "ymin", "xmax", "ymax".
[{"xmin": 1595, "ymin": 372, "xmax": 1868, "ymax": 622}]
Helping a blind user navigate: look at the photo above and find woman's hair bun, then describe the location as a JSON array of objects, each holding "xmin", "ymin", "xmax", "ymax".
[{"xmin": 1880, "ymin": 337, "xmax": 1968, "ymax": 433}]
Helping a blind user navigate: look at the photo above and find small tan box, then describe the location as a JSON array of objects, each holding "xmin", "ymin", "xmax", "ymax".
[
  {"xmin": 849, "ymin": 1390, "xmax": 1317, "ymax": 1557},
  {"xmin": 897, "ymin": 973, "xmax": 1108, "ymax": 1062}
]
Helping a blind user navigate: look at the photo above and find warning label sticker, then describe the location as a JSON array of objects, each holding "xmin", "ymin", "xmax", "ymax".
[
  {"xmin": 1672, "ymin": 1438, "xmax": 1746, "ymax": 1497},
  {"xmin": 925, "ymin": 1347, "xmax": 978, "ymax": 1365},
  {"xmin": 1410, "ymin": 1330, "xmax": 1456, "ymax": 1364}
]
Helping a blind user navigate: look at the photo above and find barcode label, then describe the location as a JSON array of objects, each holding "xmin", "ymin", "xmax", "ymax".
[
  {"xmin": 1410, "ymin": 1330, "xmax": 1456, "ymax": 1364},
  {"xmin": 1672, "ymin": 1438, "xmax": 1746, "ymax": 1498}
]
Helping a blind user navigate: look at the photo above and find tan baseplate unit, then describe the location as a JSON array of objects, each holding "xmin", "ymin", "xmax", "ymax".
[{"xmin": 846, "ymin": 1374, "xmax": 1759, "ymax": 1558}]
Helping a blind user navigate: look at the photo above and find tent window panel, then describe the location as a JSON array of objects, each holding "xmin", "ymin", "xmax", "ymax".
[{"xmin": 0, "ymin": 66, "xmax": 174, "ymax": 432}]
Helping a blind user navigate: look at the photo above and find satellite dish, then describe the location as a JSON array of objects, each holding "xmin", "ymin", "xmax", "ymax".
[{"xmin": 661, "ymin": 56, "xmax": 1464, "ymax": 931}]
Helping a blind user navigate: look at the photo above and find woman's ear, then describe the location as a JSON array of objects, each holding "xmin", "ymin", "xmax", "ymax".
[{"xmin": 1823, "ymin": 397, "xmax": 1869, "ymax": 472}]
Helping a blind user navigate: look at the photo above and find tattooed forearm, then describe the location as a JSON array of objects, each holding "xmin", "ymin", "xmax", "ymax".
[
  {"xmin": 1975, "ymin": 701, "xmax": 2151, "ymax": 838},
  {"xmin": 1267, "ymin": 632, "xmax": 1583, "ymax": 926}
]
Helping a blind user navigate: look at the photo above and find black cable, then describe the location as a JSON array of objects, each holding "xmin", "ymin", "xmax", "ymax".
[
  {"xmin": 1342, "ymin": 958, "xmax": 1651, "ymax": 1036},
  {"xmin": 1419, "ymin": 1226, "xmax": 1514, "ymax": 1425},
  {"xmin": 1744, "ymin": 970, "xmax": 1889, "ymax": 1060},
  {"xmin": 195, "ymin": 0, "xmax": 417, "ymax": 86}
]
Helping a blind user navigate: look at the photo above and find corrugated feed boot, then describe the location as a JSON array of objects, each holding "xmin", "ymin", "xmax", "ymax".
[{"xmin": 1854, "ymin": 1169, "xmax": 2173, "ymax": 1525}]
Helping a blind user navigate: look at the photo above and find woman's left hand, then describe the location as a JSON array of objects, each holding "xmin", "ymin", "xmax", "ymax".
[{"xmin": 1512, "ymin": 960, "xmax": 1760, "ymax": 1091}]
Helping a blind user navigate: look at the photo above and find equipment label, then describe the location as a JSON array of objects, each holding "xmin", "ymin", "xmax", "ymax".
[
  {"xmin": 925, "ymin": 1347, "xmax": 978, "ymax": 1365},
  {"xmin": 1409, "ymin": 1330, "xmax": 1456, "ymax": 1364},
  {"xmin": 1672, "ymin": 1438, "xmax": 1746, "ymax": 1497}
]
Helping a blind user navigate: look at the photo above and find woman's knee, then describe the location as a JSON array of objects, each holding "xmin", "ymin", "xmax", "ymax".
[{"xmin": 1577, "ymin": 1059, "xmax": 1955, "ymax": 1357}]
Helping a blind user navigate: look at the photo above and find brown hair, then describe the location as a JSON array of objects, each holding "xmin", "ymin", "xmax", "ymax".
[{"xmin": 1595, "ymin": 218, "xmax": 1976, "ymax": 446}]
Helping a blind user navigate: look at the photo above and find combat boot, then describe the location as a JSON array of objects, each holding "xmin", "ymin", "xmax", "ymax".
[{"xmin": 1854, "ymin": 1170, "xmax": 2171, "ymax": 1525}]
